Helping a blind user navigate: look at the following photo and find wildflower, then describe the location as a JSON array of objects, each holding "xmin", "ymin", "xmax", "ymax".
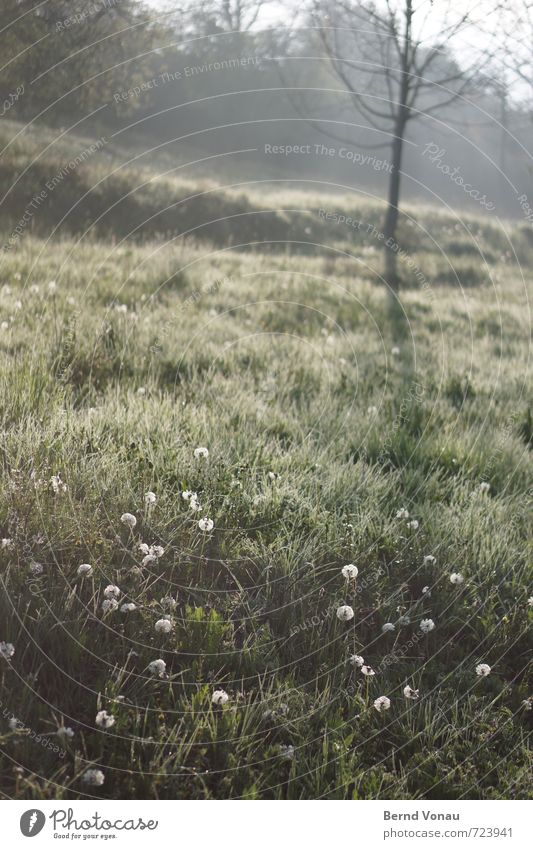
[
  {"xmin": 450, "ymin": 572, "xmax": 464, "ymax": 585},
  {"xmin": 391, "ymin": 346, "xmax": 400, "ymax": 356},
  {"xmin": 142, "ymin": 554, "xmax": 157, "ymax": 567},
  {"xmin": 398, "ymin": 615, "xmax": 411, "ymax": 626},
  {"xmin": 189, "ymin": 496, "xmax": 202, "ymax": 512},
  {"xmin": 527, "ymin": 597, "xmax": 533, "ymax": 607},
  {"xmin": 120, "ymin": 603, "xmax": 137, "ymax": 612},
  {"xmin": 29, "ymin": 561, "xmax": 43, "ymax": 575},
  {"xmin": 77, "ymin": 564, "xmax": 93, "ymax": 578},
  {"xmin": 420, "ymin": 618, "xmax": 435, "ymax": 633},
  {"xmin": 367, "ymin": 405, "xmax": 378, "ymax": 416},
  {"xmin": 422, "ymin": 586, "xmax": 431, "ymax": 596},
  {"xmin": 521, "ymin": 699, "xmax": 532, "ymax": 711},
  {"xmin": 56, "ymin": 726, "xmax": 74, "ymax": 739},
  {"xmin": 181, "ymin": 490, "xmax": 195, "ymax": 501},
  {"xmin": 50, "ymin": 474, "xmax": 67, "ymax": 494},
  {"xmin": 479, "ymin": 482, "xmax": 490, "ymax": 493},
  {"xmin": 155, "ymin": 618, "xmax": 172, "ymax": 635},
  {"xmin": 161, "ymin": 596, "xmax": 177, "ymax": 610},
  {"xmin": 267, "ymin": 471, "xmax": 277, "ymax": 481},
  {"xmin": 95, "ymin": 710, "xmax": 115, "ymax": 729},
  {"xmin": 120, "ymin": 512, "xmax": 137, "ymax": 529},
  {"xmin": 101, "ymin": 599, "xmax": 118, "ymax": 614},
  {"xmin": 198, "ymin": 517, "xmax": 214, "ymax": 532},
  {"xmin": 403, "ymin": 685, "xmax": 419, "ymax": 700},
  {"xmin": 194, "ymin": 447, "xmax": 209, "ymax": 460},
  {"xmin": 1, "ymin": 538, "xmax": 13, "ymax": 549},
  {"xmin": 137, "ymin": 387, "xmax": 146, "ymax": 395},
  {"xmin": 48, "ymin": 280, "xmax": 57, "ymax": 294},
  {"xmin": 476, "ymin": 663, "xmax": 491, "ymax": 677},
  {"xmin": 396, "ymin": 508, "xmax": 409, "ymax": 519},
  {"xmin": 407, "ymin": 519, "xmax": 419, "ymax": 530},
  {"xmin": 361, "ymin": 665, "xmax": 375, "ymax": 677},
  {"xmin": 151, "ymin": 545, "xmax": 164, "ymax": 558},
  {"xmin": 374, "ymin": 695, "xmax": 391, "ymax": 712},
  {"xmin": 423, "ymin": 555, "xmax": 436, "ymax": 565},
  {"xmin": 0, "ymin": 641, "xmax": 15, "ymax": 660},
  {"xmin": 279, "ymin": 744, "xmax": 295, "ymax": 760},
  {"xmin": 148, "ymin": 659, "xmax": 166, "ymax": 676},
  {"xmin": 341, "ymin": 564, "xmax": 358, "ymax": 580},
  {"xmin": 349, "ymin": 654, "xmax": 364, "ymax": 668},
  {"xmin": 82, "ymin": 769, "xmax": 105, "ymax": 787},
  {"xmin": 382, "ymin": 622, "xmax": 395, "ymax": 633},
  {"xmin": 104, "ymin": 585, "xmax": 120, "ymax": 599},
  {"xmin": 212, "ymin": 689, "xmax": 229, "ymax": 705},
  {"xmin": 139, "ymin": 542, "xmax": 150, "ymax": 555},
  {"xmin": 144, "ymin": 491, "xmax": 156, "ymax": 506},
  {"xmin": 336, "ymin": 605, "xmax": 354, "ymax": 622}
]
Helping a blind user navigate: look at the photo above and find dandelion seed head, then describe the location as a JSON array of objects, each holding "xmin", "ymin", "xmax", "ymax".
[
  {"xmin": 148, "ymin": 659, "xmax": 166, "ymax": 676},
  {"xmin": 198, "ymin": 517, "xmax": 214, "ymax": 532},
  {"xmin": 155, "ymin": 618, "xmax": 172, "ymax": 634},
  {"xmin": 120, "ymin": 512, "xmax": 137, "ymax": 529},
  {"xmin": 77, "ymin": 563, "xmax": 93, "ymax": 578},
  {"xmin": 212, "ymin": 689, "xmax": 229, "ymax": 705},
  {"xmin": 95, "ymin": 710, "xmax": 115, "ymax": 729},
  {"xmin": 374, "ymin": 695, "xmax": 391, "ymax": 712},
  {"xmin": 420, "ymin": 618, "xmax": 435, "ymax": 633},
  {"xmin": 476, "ymin": 663, "xmax": 491, "ymax": 677},
  {"xmin": 336, "ymin": 605, "xmax": 354, "ymax": 622},
  {"xmin": 0, "ymin": 641, "xmax": 15, "ymax": 660},
  {"xmin": 82, "ymin": 769, "xmax": 105, "ymax": 786}
]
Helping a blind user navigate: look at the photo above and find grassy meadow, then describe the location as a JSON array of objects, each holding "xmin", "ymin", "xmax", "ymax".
[{"xmin": 0, "ymin": 123, "xmax": 532, "ymax": 800}]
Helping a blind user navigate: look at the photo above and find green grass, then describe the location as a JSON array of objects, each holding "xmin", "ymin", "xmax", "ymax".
[{"xmin": 0, "ymin": 132, "xmax": 531, "ymax": 798}]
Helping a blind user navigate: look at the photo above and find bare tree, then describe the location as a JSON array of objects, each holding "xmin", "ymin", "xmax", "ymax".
[{"xmin": 310, "ymin": 0, "xmax": 491, "ymax": 293}]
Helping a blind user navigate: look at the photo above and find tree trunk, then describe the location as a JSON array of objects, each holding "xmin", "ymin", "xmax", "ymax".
[{"xmin": 382, "ymin": 114, "xmax": 406, "ymax": 294}]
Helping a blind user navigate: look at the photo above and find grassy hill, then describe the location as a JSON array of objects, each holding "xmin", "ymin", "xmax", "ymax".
[{"xmin": 0, "ymin": 121, "xmax": 531, "ymax": 799}]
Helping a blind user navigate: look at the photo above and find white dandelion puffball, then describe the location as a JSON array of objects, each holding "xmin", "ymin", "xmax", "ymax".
[
  {"xmin": 374, "ymin": 695, "xmax": 391, "ymax": 712},
  {"xmin": 138, "ymin": 542, "xmax": 150, "ymax": 555},
  {"xmin": 104, "ymin": 585, "xmax": 120, "ymax": 599},
  {"xmin": 422, "ymin": 586, "xmax": 431, "ymax": 596},
  {"xmin": 367, "ymin": 405, "xmax": 378, "ymax": 416},
  {"xmin": 350, "ymin": 654, "xmax": 365, "ymax": 668},
  {"xmin": 151, "ymin": 545, "xmax": 165, "ymax": 558},
  {"xmin": 155, "ymin": 618, "xmax": 173, "ymax": 635},
  {"xmin": 382, "ymin": 622, "xmax": 395, "ymax": 633},
  {"xmin": 189, "ymin": 496, "xmax": 202, "ymax": 512},
  {"xmin": 148, "ymin": 659, "xmax": 166, "ymax": 676},
  {"xmin": 120, "ymin": 602, "xmax": 137, "ymax": 612},
  {"xmin": 57, "ymin": 726, "xmax": 74, "ymax": 739},
  {"xmin": 29, "ymin": 561, "xmax": 43, "ymax": 575},
  {"xmin": 403, "ymin": 685, "xmax": 419, "ymax": 700},
  {"xmin": 101, "ymin": 598, "xmax": 118, "ymax": 614},
  {"xmin": 0, "ymin": 641, "xmax": 15, "ymax": 660},
  {"xmin": 476, "ymin": 663, "xmax": 491, "ymax": 677},
  {"xmin": 161, "ymin": 596, "xmax": 177, "ymax": 610},
  {"xmin": 479, "ymin": 482, "xmax": 490, "ymax": 493},
  {"xmin": 194, "ymin": 447, "xmax": 209, "ymax": 460},
  {"xmin": 82, "ymin": 769, "xmax": 105, "ymax": 787},
  {"xmin": 279, "ymin": 744, "xmax": 295, "ymax": 760},
  {"xmin": 1, "ymin": 538, "xmax": 12, "ymax": 549},
  {"xmin": 391, "ymin": 346, "xmax": 400, "ymax": 356},
  {"xmin": 450, "ymin": 572, "xmax": 464, "ymax": 585},
  {"xmin": 361, "ymin": 665, "xmax": 375, "ymax": 677},
  {"xmin": 420, "ymin": 618, "xmax": 435, "ymax": 633},
  {"xmin": 398, "ymin": 615, "xmax": 410, "ymax": 626},
  {"xmin": 407, "ymin": 519, "xmax": 419, "ymax": 530},
  {"xmin": 336, "ymin": 605, "xmax": 354, "ymax": 622},
  {"xmin": 396, "ymin": 508, "xmax": 409, "ymax": 519},
  {"xmin": 120, "ymin": 512, "xmax": 137, "ymax": 529},
  {"xmin": 142, "ymin": 554, "xmax": 157, "ymax": 567},
  {"xmin": 212, "ymin": 689, "xmax": 229, "ymax": 705},
  {"xmin": 522, "ymin": 699, "xmax": 532, "ymax": 711},
  {"xmin": 181, "ymin": 490, "xmax": 194, "ymax": 501},
  {"xmin": 145, "ymin": 491, "xmax": 156, "ymax": 506},
  {"xmin": 198, "ymin": 517, "xmax": 214, "ymax": 532},
  {"xmin": 423, "ymin": 555, "xmax": 436, "ymax": 565},
  {"xmin": 341, "ymin": 564, "xmax": 358, "ymax": 580},
  {"xmin": 48, "ymin": 280, "xmax": 57, "ymax": 294},
  {"xmin": 95, "ymin": 710, "xmax": 115, "ymax": 729},
  {"xmin": 77, "ymin": 563, "xmax": 93, "ymax": 578},
  {"xmin": 527, "ymin": 597, "xmax": 533, "ymax": 607},
  {"xmin": 267, "ymin": 471, "xmax": 277, "ymax": 481}
]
